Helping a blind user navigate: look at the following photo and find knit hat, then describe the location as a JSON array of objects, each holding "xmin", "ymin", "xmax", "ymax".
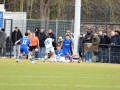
[{"xmin": 1, "ymin": 28, "xmax": 5, "ymax": 32}]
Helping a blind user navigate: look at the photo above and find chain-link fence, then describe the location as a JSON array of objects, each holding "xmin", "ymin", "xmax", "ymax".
[{"xmin": 82, "ymin": 44, "xmax": 120, "ymax": 64}]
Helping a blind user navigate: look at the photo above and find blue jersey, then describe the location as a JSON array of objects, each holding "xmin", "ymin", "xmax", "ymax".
[
  {"xmin": 20, "ymin": 37, "xmax": 30, "ymax": 54},
  {"xmin": 55, "ymin": 49, "xmax": 65, "ymax": 57},
  {"xmin": 20, "ymin": 37, "xmax": 30, "ymax": 48},
  {"xmin": 63, "ymin": 39, "xmax": 72, "ymax": 49}
]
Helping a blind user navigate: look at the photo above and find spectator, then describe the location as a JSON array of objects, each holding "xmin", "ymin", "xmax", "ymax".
[
  {"xmin": 48, "ymin": 29, "xmax": 56, "ymax": 50},
  {"xmin": 66, "ymin": 29, "xmax": 74, "ymax": 43},
  {"xmin": 96, "ymin": 31, "xmax": 103, "ymax": 62},
  {"xmin": 11, "ymin": 27, "xmax": 23, "ymax": 58},
  {"xmin": 35, "ymin": 27, "xmax": 40, "ymax": 39},
  {"xmin": 27, "ymin": 30, "xmax": 32, "ymax": 38},
  {"xmin": 92, "ymin": 33, "xmax": 100, "ymax": 45},
  {"xmin": 110, "ymin": 31, "xmax": 116, "ymax": 63},
  {"xmin": 0, "ymin": 28, "xmax": 7, "ymax": 58},
  {"xmin": 39, "ymin": 28, "xmax": 46, "ymax": 59},
  {"xmin": 78, "ymin": 34, "xmax": 84, "ymax": 62},
  {"xmin": 57, "ymin": 36, "xmax": 63, "ymax": 48},
  {"xmin": 114, "ymin": 30, "xmax": 120, "ymax": 63},
  {"xmin": 100, "ymin": 32, "xmax": 110, "ymax": 63},
  {"xmin": 84, "ymin": 29, "xmax": 93, "ymax": 62},
  {"xmin": 92, "ymin": 33, "xmax": 100, "ymax": 62}
]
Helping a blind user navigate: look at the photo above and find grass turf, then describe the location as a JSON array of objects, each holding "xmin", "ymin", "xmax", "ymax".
[{"xmin": 0, "ymin": 58, "xmax": 120, "ymax": 90}]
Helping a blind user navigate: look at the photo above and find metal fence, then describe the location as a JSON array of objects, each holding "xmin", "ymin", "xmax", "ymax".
[{"xmin": 82, "ymin": 44, "xmax": 120, "ymax": 64}]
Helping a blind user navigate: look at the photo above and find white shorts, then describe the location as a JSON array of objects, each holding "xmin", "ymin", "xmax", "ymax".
[
  {"xmin": 46, "ymin": 47, "xmax": 54, "ymax": 53},
  {"xmin": 56, "ymin": 56, "xmax": 66, "ymax": 62}
]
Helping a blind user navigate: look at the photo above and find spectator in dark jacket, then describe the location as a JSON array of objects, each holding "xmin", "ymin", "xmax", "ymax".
[
  {"xmin": 35, "ymin": 27, "xmax": 40, "ymax": 40},
  {"xmin": 100, "ymin": 32, "xmax": 110, "ymax": 63},
  {"xmin": 11, "ymin": 27, "xmax": 23, "ymax": 58},
  {"xmin": 0, "ymin": 28, "xmax": 7, "ymax": 58},
  {"xmin": 78, "ymin": 34, "xmax": 84, "ymax": 62},
  {"xmin": 48, "ymin": 29, "xmax": 56, "ymax": 50},
  {"xmin": 84, "ymin": 29, "xmax": 93, "ymax": 43},
  {"xmin": 114, "ymin": 30, "xmax": 120, "ymax": 63},
  {"xmin": 84, "ymin": 29, "xmax": 93, "ymax": 62},
  {"xmin": 39, "ymin": 28, "xmax": 46, "ymax": 59},
  {"xmin": 110, "ymin": 31, "xmax": 116, "ymax": 63}
]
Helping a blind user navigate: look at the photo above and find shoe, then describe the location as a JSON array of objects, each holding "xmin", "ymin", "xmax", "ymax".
[
  {"xmin": 78, "ymin": 60, "xmax": 80, "ymax": 63},
  {"xmin": 1, "ymin": 56, "xmax": 7, "ymax": 58},
  {"xmin": 31, "ymin": 61, "xmax": 36, "ymax": 64},
  {"xmin": 26, "ymin": 55, "xmax": 28, "ymax": 59},
  {"xmin": 35, "ymin": 58, "xmax": 38, "ymax": 60},
  {"xmin": 12, "ymin": 57, "xmax": 16, "ymax": 58},
  {"xmin": 16, "ymin": 59, "xmax": 19, "ymax": 63}
]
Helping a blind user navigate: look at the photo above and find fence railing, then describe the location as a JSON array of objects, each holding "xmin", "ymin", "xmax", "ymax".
[{"xmin": 83, "ymin": 43, "xmax": 120, "ymax": 64}]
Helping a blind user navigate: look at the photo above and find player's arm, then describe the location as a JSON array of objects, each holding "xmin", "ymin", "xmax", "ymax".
[{"xmin": 15, "ymin": 40, "xmax": 20, "ymax": 45}]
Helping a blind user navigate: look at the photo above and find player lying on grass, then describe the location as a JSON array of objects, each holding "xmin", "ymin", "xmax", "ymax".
[
  {"xmin": 44, "ymin": 35, "xmax": 56, "ymax": 62},
  {"xmin": 55, "ymin": 44, "xmax": 69, "ymax": 62},
  {"xmin": 15, "ymin": 32, "xmax": 36, "ymax": 64}
]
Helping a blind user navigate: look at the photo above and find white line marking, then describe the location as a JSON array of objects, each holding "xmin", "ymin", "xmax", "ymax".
[
  {"xmin": 0, "ymin": 75, "xmax": 119, "ymax": 79},
  {"xmin": 0, "ymin": 83, "xmax": 120, "ymax": 88}
]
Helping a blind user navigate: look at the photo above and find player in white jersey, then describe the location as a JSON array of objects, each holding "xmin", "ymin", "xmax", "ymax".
[{"xmin": 44, "ymin": 35, "xmax": 55, "ymax": 62}]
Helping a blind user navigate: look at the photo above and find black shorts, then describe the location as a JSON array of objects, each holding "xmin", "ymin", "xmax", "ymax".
[{"xmin": 29, "ymin": 45, "xmax": 38, "ymax": 51}]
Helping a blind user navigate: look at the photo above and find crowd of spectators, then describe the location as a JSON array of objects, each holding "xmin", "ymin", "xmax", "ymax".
[{"xmin": 0, "ymin": 27, "xmax": 120, "ymax": 64}]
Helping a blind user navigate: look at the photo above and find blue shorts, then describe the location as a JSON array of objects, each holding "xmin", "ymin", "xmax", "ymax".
[
  {"xmin": 63, "ymin": 48, "xmax": 71, "ymax": 55},
  {"xmin": 20, "ymin": 47, "xmax": 29, "ymax": 54}
]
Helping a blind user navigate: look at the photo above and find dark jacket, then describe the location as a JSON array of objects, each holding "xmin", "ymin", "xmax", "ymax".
[
  {"xmin": 39, "ymin": 32, "xmax": 46, "ymax": 47},
  {"xmin": 78, "ymin": 37, "xmax": 84, "ymax": 52},
  {"xmin": 35, "ymin": 27, "xmax": 40, "ymax": 40},
  {"xmin": 0, "ymin": 32, "xmax": 7, "ymax": 48},
  {"xmin": 48, "ymin": 32, "xmax": 56, "ymax": 42},
  {"xmin": 11, "ymin": 29, "xmax": 23, "ymax": 45},
  {"xmin": 114, "ymin": 35, "xmax": 120, "ymax": 45},
  {"xmin": 100, "ymin": 35, "xmax": 110, "ymax": 48},
  {"xmin": 84, "ymin": 33, "xmax": 93, "ymax": 43}
]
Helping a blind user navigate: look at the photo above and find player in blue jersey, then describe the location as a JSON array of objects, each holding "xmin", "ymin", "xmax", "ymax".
[
  {"xmin": 15, "ymin": 32, "xmax": 36, "ymax": 64},
  {"xmin": 62, "ymin": 35, "xmax": 75, "ymax": 62},
  {"xmin": 55, "ymin": 44, "xmax": 70, "ymax": 62}
]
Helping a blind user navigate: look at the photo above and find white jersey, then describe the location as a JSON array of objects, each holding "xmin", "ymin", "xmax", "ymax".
[{"xmin": 44, "ymin": 38, "xmax": 52, "ymax": 48}]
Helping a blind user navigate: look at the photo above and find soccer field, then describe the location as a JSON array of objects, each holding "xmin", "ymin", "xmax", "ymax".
[{"xmin": 0, "ymin": 58, "xmax": 120, "ymax": 90}]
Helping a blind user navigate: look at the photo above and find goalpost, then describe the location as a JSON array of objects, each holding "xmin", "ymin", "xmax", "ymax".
[{"xmin": 73, "ymin": 0, "xmax": 81, "ymax": 57}]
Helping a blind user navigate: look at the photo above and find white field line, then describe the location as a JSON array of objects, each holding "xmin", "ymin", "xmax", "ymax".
[
  {"xmin": 0, "ymin": 75, "xmax": 120, "ymax": 79},
  {"xmin": 0, "ymin": 83, "xmax": 120, "ymax": 88}
]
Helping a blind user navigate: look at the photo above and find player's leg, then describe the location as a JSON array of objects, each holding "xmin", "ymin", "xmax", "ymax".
[
  {"xmin": 43, "ymin": 48, "xmax": 50, "ymax": 62},
  {"xmin": 35, "ymin": 47, "xmax": 38, "ymax": 60},
  {"xmin": 25, "ymin": 49, "xmax": 36, "ymax": 63},
  {"xmin": 50, "ymin": 47, "xmax": 56, "ymax": 62},
  {"xmin": 16, "ymin": 48, "xmax": 23, "ymax": 62}
]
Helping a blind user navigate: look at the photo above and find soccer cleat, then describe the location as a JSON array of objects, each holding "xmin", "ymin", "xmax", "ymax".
[
  {"xmin": 16, "ymin": 60, "xmax": 19, "ymax": 63},
  {"xmin": 78, "ymin": 60, "xmax": 80, "ymax": 63},
  {"xmin": 31, "ymin": 61, "xmax": 36, "ymax": 64}
]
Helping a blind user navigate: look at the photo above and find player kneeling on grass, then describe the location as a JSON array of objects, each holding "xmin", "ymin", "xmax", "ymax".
[
  {"xmin": 15, "ymin": 32, "xmax": 36, "ymax": 64},
  {"xmin": 29, "ymin": 32, "xmax": 39, "ymax": 60},
  {"xmin": 44, "ymin": 35, "xmax": 55, "ymax": 62},
  {"xmin": 62, "ymin": 35, "xmax": 77, "ymax": 62},
  {"xmin": 55, "ymin": 44, "xmax": 69, "ymax": 62}
]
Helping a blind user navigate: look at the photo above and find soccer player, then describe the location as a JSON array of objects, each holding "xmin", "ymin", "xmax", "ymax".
[
  {"xmin": 29, "ymin": 32, "xmax": 39, "ymax": 59},
  {"xmin": 44, "ymin": 35, "xmax": 55, "ymax": 62},
  {"xmin": 62, "ymin": 35, "xmax": 74, "ymax": 62},
  {"xmin": 55, "ymin": 44, "xmax": 69, "ymax": 62},
  {"xmin": 15, "ymin": 32, "xmax": 36, "ymax": 64}
]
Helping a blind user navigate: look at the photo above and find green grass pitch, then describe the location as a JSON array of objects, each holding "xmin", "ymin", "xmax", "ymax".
[{"xmin": 0, "ymin": 58, "xmax": 120, "ymax": 90}]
